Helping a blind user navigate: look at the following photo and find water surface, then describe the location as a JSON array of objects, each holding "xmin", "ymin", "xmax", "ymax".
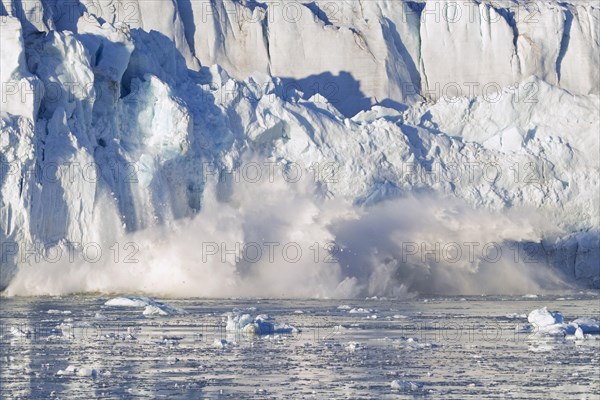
[{"xmin": 1, "ymin": 293, "xmax": 598, "ymax": 399}]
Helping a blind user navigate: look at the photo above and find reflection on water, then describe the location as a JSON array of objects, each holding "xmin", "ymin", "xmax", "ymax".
[{"xmin": 0, "ymin": 295, "xmax": 599, "ymax": 399}]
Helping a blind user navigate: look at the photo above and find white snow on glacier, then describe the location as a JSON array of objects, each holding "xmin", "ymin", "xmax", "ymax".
[{"xmin": 0, "ymin": 0, "xmax": 598, "ymax": 296}]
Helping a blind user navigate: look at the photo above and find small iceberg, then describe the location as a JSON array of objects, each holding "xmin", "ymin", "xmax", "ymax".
[
  {"xmin": 525, "ymin": 307, "xmax": 600, "ymax": 337},
  {"xmin": 142, "ymin": 305, "xmax": 170, "ymax": 316},
  {"xmin": 528, "ymin": 307, "xmax": 563, "ymax": 326},
  {"xmin": 569, "ymin": 317, "xmax": 600, "ymax": 334},
  {"xmin": 225, "ymin": 312, "xmax": 299, "ymax": 335},
  {"xmin": 104, "ymin": 296, "xmax": 184, "ymax": 316},
  {"xmin": 105, "ymin": 297, "xmax": 151, "ymax": 307}
]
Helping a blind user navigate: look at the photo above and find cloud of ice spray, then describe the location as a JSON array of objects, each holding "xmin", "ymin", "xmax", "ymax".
[
  {"xmin": 330, "ymin": 196, "xmax": 567, "ymax": 296},
  {"xmin": 4, "ymin": 159, "xmax": 567, "ymax": 297}
]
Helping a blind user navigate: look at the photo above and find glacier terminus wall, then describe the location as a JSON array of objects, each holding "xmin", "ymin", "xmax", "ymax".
[{"xmin": 0, "ymin": 0, "xmax": 598, "ymax": 296}]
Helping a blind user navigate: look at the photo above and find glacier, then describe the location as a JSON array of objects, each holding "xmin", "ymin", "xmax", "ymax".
[{"xmin": 0, "ymin": 0, "xmax": 598, "ymax": 296}]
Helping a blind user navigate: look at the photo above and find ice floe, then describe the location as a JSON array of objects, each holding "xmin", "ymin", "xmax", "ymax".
[
  {"xmin": 104, "ymin": 296, "xmax": 184, "ymax": 316},
  {"xmin": 57, "ymin": 365, "xmax": 97, "ymax": 378},
  {"xmin": 9, "ymin": 327, "xmax": 31, "ymax": 338},
  {"xmin": 142, "ymin": 305, "xmax": 170, "ymax": 316},
  {"xmin": 528, "ymin": 307, "xmax": 564, "ymax": 327},
  {"xmin": 213, "ymin": 338, "xmax": 231, "ymax": 349},
  {"xmin": 225, "ymin": 312, "xmax": 299, "ymax": 335},
  {"xmin": 104, "ymin": 297, "xmax": 151, "ymax": 307},
  {"xmin": 521, "ymin": 307, "xmax": 600, "ymax": 338}
]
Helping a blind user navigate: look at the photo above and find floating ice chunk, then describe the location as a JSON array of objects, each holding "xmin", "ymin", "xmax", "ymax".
[
  {"xmin": 105, "ymin": 296, "xmax": 184, "ymax": 316},
  {"xmin": 337, "ymin": 305, "xmax": 352, "ymax": 310},
  {"xmin": 76, "ymin": 368, "xmax": 97, "ymax": 377},
  {"xmin": 528, "ymin": 343, "xmax": 555, "ymax": 353},
  {"xmin": 143, "ymin": 305, "xmax": 169, "ymax": 316},
  {"xmin": 57, "ymin": 365, "xmax": 96, "ymax": 378},
  {"xmin": 391, "ymin": 380, "xmax": 422, "ymax": 391},
  {"xmin": 226, "ymin": 314, "xmax": 254, "ymax": 331},
  {"xmin": 403, "ymin": 337, "xmax": 439, "ymax": 349},
  {"xmin": 569, "ymin": 317, "xmax": 600, "ymax": 334},
  {"xmin": 9, "ymin": 327, "xmax": 31, "ymax": 338},
  {"xmin": 105, "ymin": 332, "xmax": 136, "ymax": 341},
  {"xmin": 213, "ymin": 339, "xmax": 229, "ymax": 349},
  {"xmin": 225, "ymin": 312, "xmax": 299, "ymax": 335},
  {"xmin": 574, "ymin": 327, "xmax": 585, "ymax": 340},
  {"xmin": 105, "ymin": 297, "xmax": 153, "ymax": 307},
  {"xmin": 528, "ymin": 307, "xmax": 563, "ymax": 327},
  {"xmin": 526, "ymin": 307, "xmax": 599, "ymax": 337},
  {"xmin": 523, "ymin": 294, "xmax": 539, "ymax": 299},
  {"xmin": 345, "ymin": 342, "xmax": 363, "ymax": 352},
  {"xmin": 56, "ymin": 365, "xmax": 77, "ymax": 375},
  {"xmin": 143, "ymin": 304, "xmax": 183, "ymax": 316},
  {"xmin": 348, "ymin": 308, "xmax": 372, "ymax": 314}
]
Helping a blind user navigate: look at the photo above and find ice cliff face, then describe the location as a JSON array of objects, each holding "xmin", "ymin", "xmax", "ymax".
[{"xmin": 0, "ymin": 0, "xmax": 598, "ymax": 295}]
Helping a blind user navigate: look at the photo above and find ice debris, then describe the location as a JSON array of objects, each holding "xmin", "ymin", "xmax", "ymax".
[
  {"xmin": 522, "ymin": 307, "xmax": 600, "ymax": 337},
  {"xmin": 225, "ymin": 312, "xmax": 299, "ymax": 335},
  {"xmin": 57, "ymin": 365, "xmax": 97, "ymax": 378},
  {"xmin": 391, "ymin": 380, "xmax": 423, "ymax": 391},
  {"xmin": 104, "ymin": 296, "xmax": 184, "ymax": 316}
]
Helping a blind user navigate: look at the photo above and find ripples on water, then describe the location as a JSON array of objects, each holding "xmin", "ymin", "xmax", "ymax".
[{"xmin": 0, "ymin": 294, "xmax": 598, "ymax": 399}]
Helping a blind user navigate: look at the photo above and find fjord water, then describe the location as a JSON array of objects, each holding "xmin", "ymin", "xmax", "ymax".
[{"xmin": 1, "ymin": 294, "xmax": 598, "ymax": 399}]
